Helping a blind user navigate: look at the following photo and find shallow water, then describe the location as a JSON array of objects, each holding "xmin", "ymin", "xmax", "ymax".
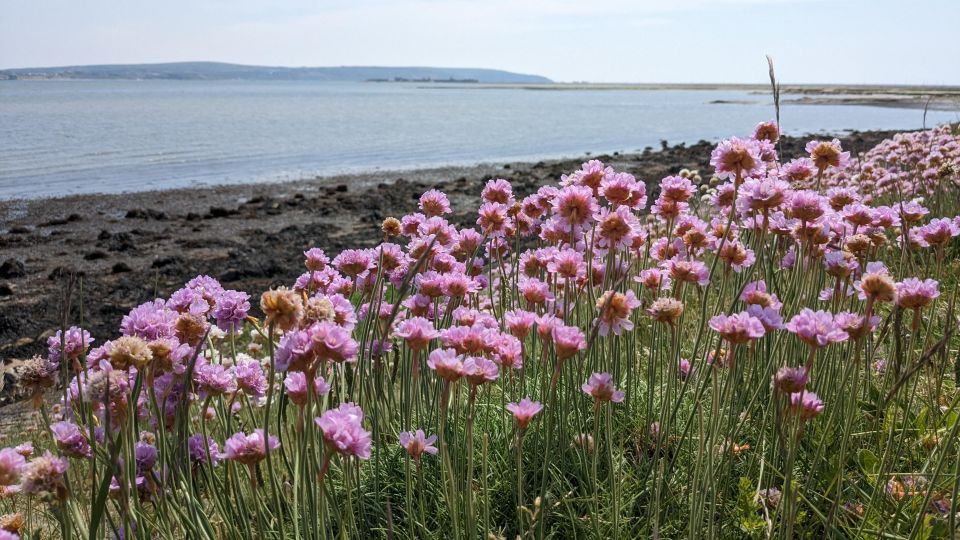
[{"xmin": 1, "ymin": 80, "xmax": 955, "ymax": 199}]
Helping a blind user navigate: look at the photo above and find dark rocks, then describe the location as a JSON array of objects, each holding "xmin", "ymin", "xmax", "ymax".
[
  {"xmin": 0, "ymin": 283, "xmax": 12, "ymax": 296},
  {"xmin": 0, "ymin": 259, "xmax": 25, "ymax": 278},
  {"xmin": 111, "ymin": 262, "xmax": 132, "ymax": 274},
  {"xmin": 151, "ymin": 255, "xmax": 183, "ymax": 269},
  {"xmin": 9, "ymin": 226, "xmax": 29, "ymax": 234},
  {"xmin": 125, "ymin": 208, "xmax": 168, "ymax": 220},
  {"xmin": 83, "ymin": 251, "xmax": 109, "ymax": 261},
  {"xmin": 207, "ymin": 206, "xmax": 238, "ymax": 218}
]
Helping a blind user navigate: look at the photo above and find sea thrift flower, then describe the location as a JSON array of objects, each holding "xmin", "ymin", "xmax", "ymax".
[
  {"xmin": 552, "ymin": 185, "xmax": 598, "ymax": 229},
  {"xmin": 121, "ymin": 300, "xmax": 178, "ymax": 341},
  {"xmin": 710, "ymin": 137, "xmax": 763, "ymax": 181},
  {"xmin": 235, "ymin": 359, "xmax": 267, "ymax": 398},
  {"xmin": 753, "ymin": 120, "xmax": 780, "ymax": 142},
  {"xmin": 283, "ymin": 372, "xmax": 330, "ymax": 406},
  {"xmin": 19, "ymin": 451, "xmax": 68, "ymax": 500},
  {"xmin": 308, "ymin": 321, "xmax": 359, "ymax": 364},
  {"xmin": 782, "ymin": 158, "xmax": 816, "ymax": 185},
  {"xmin": 789, "ymin": 390, "xmax": 825, "ymax": 420},
  {"xmin": 0, "ymin": 450, "xmax": 25, "ymax": 486},
  {"xmin": 785, "ymin": 309, "xmax": 848, "ymax": 349},
  {"xmin": 194, "ymin": 363, "xmax": 237, "ymax": 398},
  {"xmin": 834, "ymin": 311, "xmax": 880, "ymax": 341},
  {"xmin": 213, "ymin": 290, "xmax": 250, "ymax": 333},
  {"xmin": 47, "ymin": 326, "xmax": 93, "ymax": 366},
  {"xmin": 506, "ymin": 398, "xmax": 544, "ymax": 430},
  {"xmin": 647, "ymin": 297, "xmax": 684, "ymax": 325},
  {"xmin": 50, "ymin": 421, "xmax": 92, "ymax": 459},
  {"xmin": 419, "ymin": 189, "xmax": 451, "ymax": 216},
  {"xmin": 774, "ymin": 367, "xmax": 809, "ymax": 394},
  {"xmin": 188, "ymin": 434, "xmax": 222, "ymax": 466},
  {"xmin": 260, "ymin": 287, "xmax": 304, "ymax": 331},
  {"xmin": 399, "ymin": 430, "xmax": 438, "ymax": 460},
  {"xmin": 315, "ymin": 403, "xmax": 372, "ymax": 459},
  {"xmin": 552, "ymin": 325, "xmax": 587, "ymax": 360},
  {"xmin": 806, "ymin": 139, "xmax": 850, "ymax": 172},
  {"xmin": 708, "ymin": 312, "xmax": 765, "ymax": 344},
  {"xmin": 581, "ymin": 372, "xmax": 625, "ymax": 403},
  {"xmin": 304, "ymin": 248, "xmax": 330, "ymax": 271},
  {"xmin": 461, "ymin": 357, "xmax": 499, "ymax": 386},
  {"xmin": 427, "ymin": 348, "xmax": 464, "ymax": 382},
  {"xmin": 678, "ymin": 358, "xmax": 692, "ymax": 380},
  {"xmin": 106, "ymin": 336, "xmax": 153, "ymax": 371},
  {"xmin": 857, "ymin": 262, "xmax": 897, "ymax": 303},
  {"xmin": 594, "ymin": 290, "xmax": 641, "ymax": 336},
  {"xmin": 394, "ymin": 317, "xmax": 439, "ymax": 351},
  {"xmin": 223, "ymin": 430, "xmax": 280, "ymax": 465},
  {"xmin": 895, "ymin": 278, "xmax": 940, "ymax": 310},
  {"xmin": 635, "ymin": 268, "xmax": 672, "ymax": 291},
  {"xmin": 504, "ymin": 309, "xmax": 537, "ymax": 340}
]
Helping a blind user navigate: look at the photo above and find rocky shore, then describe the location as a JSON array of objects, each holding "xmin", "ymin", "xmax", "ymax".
[{"xmin": 0, "ymin": 130, "xmax": 896, "ymax": 407}]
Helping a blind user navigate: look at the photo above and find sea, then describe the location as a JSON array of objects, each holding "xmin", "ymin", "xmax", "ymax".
[{"xmin": 1, "ymin": 80, "xmax": 956, "ymax": 200}]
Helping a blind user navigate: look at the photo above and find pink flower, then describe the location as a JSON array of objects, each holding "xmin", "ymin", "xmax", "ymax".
[
  {"xmin": 659, "ymin": 175, "xmax": 695, "ymax": 203},
  {"xmin": 781, "ymin": 158, "xmax": 815, "ymax": 185},
  {"xmin": 46, "ymin": 326, "xmax": 93, "ymax": 366},
  {"xmin": 789, "ymin": 390, "xmax": 825, "ymax": 420},
  {"xmin": 895, "ymin": 278, "xmax": 940, "ymax": 310},
  {"xmin": 594, "ymin": 290, "xmax": 641, "ymax": 336},
  {"xmin": 427, "ymin": 348, "xmax": 464, "ymax": 382},
  {"xmin": 710, "ymin": 137, "xmax": 763, "ymax": 181},
  {"xmin": 235, "ymin": 358, "xmax": 267, "ymax": 399},
  {"xmin": 708, "ymin": 312, "xmax": 766, "ymax": 344},
  {"xmin": 785, "ymin": 309, "xmax": 848, "ymax": 349},
  {"xmin": 0, "ymin": 448, "xmax": 26, "ymax": 486},
  {"xmin": 835, "ymin": 311, "xmax": 881, "ymax": 341},
  {"xmin": 477, "ymin": 202, "xmax": 511, "ymax": 236},
  {"xmin": 663, "ymin": 258, "xmax": 710, "ymax": 286},
  {"xmin": 419, "ymin": 189, "xmax": 451, "ymax": 217},
  {"xmin": 581, "ymin": 372, "xmax": 625, "ymax": 403},
  {"xmin": 20, "ymin": 451, "xmax": 68, "ymax": 499},
  {"xmin": 635, "ymin": 268, "xmax": 672, "ymax": 291},
  {"xmin": 50, "ymin": 421, "xmax": 92, "ymax": 459},
  {"xmin": 774, "ymin": 367, "xmax": 809, "ymax": 394},
  {"xmin": 304, "ymin": 248, "xmax": 330, "ymax": 271},
  {"xmin": 482, "ymin": 178, "xmax": 514, "ymax": 205},
  {"xmin": 519, "ymin": 277, "xmax": 554, "ymax": 306},
  {"xmin": 506, "ymin": 398, "xmax": 544, "ymax": 430},
  {"xmin": 462, "ymin": 356, "xmax": 499, "ymax": 386},
  {"xmin": 315, "ymin": 403, "xmax": 372, "ymax": 459},
  {"xmin": 786, "ymin": 190, "xmax": 826, "ymax": 222},
  {"xmin": 223, "ymin": 430, "xmax": 280, "ymax": 466},
  {"xmin": 546, "ymin": 248, "xmax": 586, "ymax": 280},
  {"xmin": 308, "ymin": 321, "xmax": 359, "ymax": 364},
  {"xmin": 504, "ymin": 309, "xmax": 537, "ymax": 340},
  {"xmin": 284, "ymin": 372, "xmax": 330, "ymax": 407},
  {"xmin": 552, "ymin": 325, "xmax": 587, "ymax": 360},
  {"xmin": 333, "ymin": 249, "xmax": 374, "ymax": 278},
  {"xmin": 399, "ymin": 430, "xmax": 438, "ymax": 460},
  {"xmin": 213, "ymin": 290, "xmax": 250, "ymax": 333},
  {"xmin": 595, "ymin": 205, "xmax": 639, "ymax": 249},
  {"xmin": 395, "ymin": 317, "xmax": 439, "ymax": 351},
  {"xmin": 752, "ymin": 120, "xmax": 780, "ymax": 143},
  {"xmin": 806, "ymin": 139, "xmax": 850, "ymax": 171},
  {"xmin": 552, "ymin": 185, "xmax": 598, "ymax": 229},
  {"xmin": 600, "ymin": 171, "xmax": 646, "ymax": 208}
]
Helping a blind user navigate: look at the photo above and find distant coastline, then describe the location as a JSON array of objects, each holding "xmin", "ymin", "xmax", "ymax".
[
  {"xmin": 418, "ymin": 82, "xmax": 960, "ymax": 111},
  {"xmin": 0, "ymin": 61, "xmax": 551, "ymax": 84}
]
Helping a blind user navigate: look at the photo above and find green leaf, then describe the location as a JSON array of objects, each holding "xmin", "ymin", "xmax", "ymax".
[{"xmin": 858, "ymin": 449, "xmax": 880, "ymax": 476}]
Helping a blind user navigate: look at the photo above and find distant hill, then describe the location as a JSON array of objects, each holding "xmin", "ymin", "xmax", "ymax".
[{"xmin": 0, "ymin": 62, "xmax": 552, "ymax": 83}]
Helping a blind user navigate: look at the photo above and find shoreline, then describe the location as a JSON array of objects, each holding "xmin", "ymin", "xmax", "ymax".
[{"xmin": 0, "ymin": 129, "xmax": 898, "ymax": 402}]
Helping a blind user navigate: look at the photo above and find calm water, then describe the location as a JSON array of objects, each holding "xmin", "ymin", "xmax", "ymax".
[{"xmin": 1, "ymin": 80, "xmax": 956, "ymax": 200}]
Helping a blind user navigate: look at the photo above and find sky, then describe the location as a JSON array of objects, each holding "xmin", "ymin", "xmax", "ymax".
[{"xmin": 2, "ymin": 0, "xmax": 959, "ymax": 85}]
